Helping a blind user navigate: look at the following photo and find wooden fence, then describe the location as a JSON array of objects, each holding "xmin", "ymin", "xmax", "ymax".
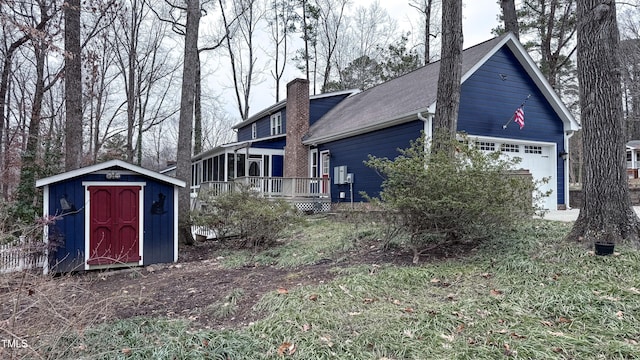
[{"xmin": 0, "ymin": 242, "xmax": 46, "ymax": 274}]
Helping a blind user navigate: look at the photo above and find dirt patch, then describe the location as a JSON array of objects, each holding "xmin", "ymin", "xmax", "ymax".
[
  {"xmin": 0, "ymin": 234, "xmax": 476, "ymax": 348},
  {"xmin": 85, "ymin": 239, "xmax": 415, "ymax": 330}
]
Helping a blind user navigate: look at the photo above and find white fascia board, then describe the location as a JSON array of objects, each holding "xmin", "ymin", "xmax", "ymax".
[{"xmin": 36, "ymin": 160, "xmax": 185, "ymax": 188}]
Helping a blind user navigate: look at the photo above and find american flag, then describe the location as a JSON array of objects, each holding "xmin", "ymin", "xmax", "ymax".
[{"xmin": 514, "ymin": 107, "xmax": 525, "ymax": 129}]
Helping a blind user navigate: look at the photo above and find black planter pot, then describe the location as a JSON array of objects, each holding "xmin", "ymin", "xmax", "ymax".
[{"xmin": 594, "ymin": 242, "xmax": 615, "ymax": 256}]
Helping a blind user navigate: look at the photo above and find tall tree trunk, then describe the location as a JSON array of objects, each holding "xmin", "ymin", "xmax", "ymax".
[
  {"xmin": 501, "ymin": 0, "xmax": 519, "ymax": 39},
  {"xmin": 568, "ymin": 0, "xmax": 640, "ymax": 244},
  {"xmin": 126, "ymin": 7, "xmax": 138, "ymax": 162},
  {"xmin": 14, "ymin": 43, "xmax": 46, "ymax": 221},
  {"xmin": 1, "ymin": 4, "xmax": 52, "ymax": 198},
  {"xmin": 432, "ymin": 0, "xmax": 462, "ymax": 154},
  {"xmin": 176, "ymin": 0, "xmax": 200, "ymax": 246},
  {"xmin": 409, "ymin": 0, "xmax": 434, "ymax": 65},
  {"xmin": 194, "ymin": 53, "xmax": 202, "ymax": 155},
  {"xmin": 64, "ymin": 0, "xmax": 83, "ymax": 170},
  {"xmin": 301, "ymin": 0, "xmax": 310, "ymax": 81}
]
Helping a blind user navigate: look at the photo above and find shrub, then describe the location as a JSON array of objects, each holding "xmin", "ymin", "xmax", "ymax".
[
  {"xmin": 364, "ymin": 133, "xmax": 542, "ymax": 263},
  {"xmin": 193, "ymin": 186, "xmax": 300, "ymax": 248}
]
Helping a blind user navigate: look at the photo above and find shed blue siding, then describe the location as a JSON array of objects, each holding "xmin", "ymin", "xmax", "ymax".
[
  {"xmin": 143, "ymin": 182, "xmax": 175, "ymax": 264},
  {"xmin": 47, "ymin": 178, "xmax": 86, "ymax": 272},
  {"xmin": 458, "ymin": 47, "xmax": 566, "ymax": 204},
  {"xmin": 320, "ymin": 120, "xmax": 424, "ymax": 203},
  {"xmin": 47, "ymin": 173, "xmax": 177, "ymax": 272}
]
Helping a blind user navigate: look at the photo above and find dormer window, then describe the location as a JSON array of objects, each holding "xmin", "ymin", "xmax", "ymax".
[
  {"xmin": 251, "ymin": 123, "xmax": 257, "ymax": 139},
  {"xmin": 270, "ymin": 112, "xmax": 282, "ymax": 135}
]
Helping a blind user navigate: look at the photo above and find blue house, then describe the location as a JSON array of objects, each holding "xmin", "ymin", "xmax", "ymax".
[
  {"xmin": 36, "ymin": 160, "xmax": 185, "ymax": 273},
  {"xmin": 193, "ymin": 33, "xmax": 579, "ymax": 211},
  {"xmin": 303, "ymin": 33, "xmax": 580, "ymax": 210},
  {"xmin": 191, "ymin": 83, "xmax": 357, "ymax": 212}
]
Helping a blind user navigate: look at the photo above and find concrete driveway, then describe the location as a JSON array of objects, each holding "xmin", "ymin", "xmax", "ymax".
[{"xmin": 541, "ymin": 207, "xmax": 640, "ymax": 222}]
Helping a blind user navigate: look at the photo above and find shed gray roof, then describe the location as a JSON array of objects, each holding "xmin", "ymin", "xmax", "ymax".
[{"xmin": 304, "ymin": 33, "xmax": 579, "ymax": 145}]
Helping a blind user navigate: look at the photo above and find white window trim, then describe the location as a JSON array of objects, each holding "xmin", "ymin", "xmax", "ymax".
[
  {"xmin": 251, "ymin": 123, "xmax": 257, "ymax": 139},
  {"xmin": 270, "ymin": 112, "xmax": 282, "ymax": 136},
  {"xmin": 309, "ymin": 149, "xmax": 318, "ymax": 177}
]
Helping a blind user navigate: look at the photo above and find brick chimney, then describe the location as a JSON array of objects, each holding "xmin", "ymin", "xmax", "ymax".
[{"xmin": 284, "ymin": 78, "xmax": 310, "ymax": 178}]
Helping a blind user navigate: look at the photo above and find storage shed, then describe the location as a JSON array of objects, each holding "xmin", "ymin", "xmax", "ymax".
[{"xmin": 35, "ymin": 160, "xmax": 185, "ymax": 273}]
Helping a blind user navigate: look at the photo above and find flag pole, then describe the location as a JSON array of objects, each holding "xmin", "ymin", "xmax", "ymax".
[{"xmin": 503, "ymin": 94, "xmax": 531, "ymax": 129}]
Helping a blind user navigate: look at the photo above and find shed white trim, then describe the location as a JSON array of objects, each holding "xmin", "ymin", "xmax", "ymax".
[
  {"xmin": 36, "ymin": 160, "xmax": 185, "ymax": 188},
  {"xmin": 82, "ymin": 181, "xmax": 146, "ymax": 270}
]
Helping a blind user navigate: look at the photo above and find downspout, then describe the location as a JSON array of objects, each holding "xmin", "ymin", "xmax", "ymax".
[
  {"xmin": 564, "ymin": 130, "xmax": 575, "ymax": 209},
  {"xmin": 417, "ymin": 111, "xmax": 433, "ymax": 150}
]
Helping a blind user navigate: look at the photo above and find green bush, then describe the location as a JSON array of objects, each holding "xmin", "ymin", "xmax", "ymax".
[
  {"xmin": 193, "ymin": 186, "xmax": 300, "ymax": 248},
  {"xmin": 364, "ymin": 133, "xmax": 542, "ymax": 262}
]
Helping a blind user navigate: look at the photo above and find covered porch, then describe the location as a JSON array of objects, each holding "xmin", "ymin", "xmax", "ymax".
[{"xmin": 192, "ymin": 176, "xmax": 331, "ymax": 213}]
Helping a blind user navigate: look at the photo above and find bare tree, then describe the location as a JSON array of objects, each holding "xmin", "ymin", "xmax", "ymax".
[
  {"xmin": 567, "ymin": 0, "xmax": 640, "ymax": 245},
  {"xmin": 64, "ymin": 0, "xmax": 83, "ymax": 170},
  {"xmin": 14, "ymin": 1, "xmax": 62, "ymax": 221},
  {"xmin": 222, "ymin": 0, "xmax": 264, "ymax": 120},
  {"xmin": 332, "ymin": 1, "xmax": 397, "ymax": 79},
  {"xmin": 619, "ymin": 6, "xmax": 640, "ymax": 139},
  {"xmin": 0, "ymin": 1, "xmax": 54, "ymax": 200},
  {"xmin": 519, "ymin": 0, "xmax": 577, "ymax": 91},
  {"xmin": 409, "ymin": 0, "xmax": 440, "ymax": 64},
  {"xmin": 268, "ymin": 0, "xmax": 297, "ymax": 102},
  {"xmin": 432, "ymin": 0, "xmax": 462, "ymax": 153},
  {"xmin": 316, "ymin": 0, "xmax": 349, "ymax": 93},
  {"xmin": 176, "ymin": 0, "xmax": 200, "ymax": 246}
]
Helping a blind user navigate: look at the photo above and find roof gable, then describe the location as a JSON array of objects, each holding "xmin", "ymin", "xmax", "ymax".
[
  {"xmin": 35, "ymin": 160, "xmax": 186, "ymax": 188},
  {"xmin": 304, "ymin": 33, "xmax": 579, "ymax": 145}
]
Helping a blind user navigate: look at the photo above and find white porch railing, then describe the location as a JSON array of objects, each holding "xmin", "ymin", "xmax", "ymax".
[
  {"xmin": 0, "ymin": 242, "xmax": 46, "ymax": 274},
  {"xmin": 195, "ymin": 177, "xmax": 330, "ymax": 199}
]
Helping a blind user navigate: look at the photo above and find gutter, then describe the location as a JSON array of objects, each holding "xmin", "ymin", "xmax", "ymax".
[{"xmin": 304, "ymin": 110, "xmax": 431, "ymax": 146}]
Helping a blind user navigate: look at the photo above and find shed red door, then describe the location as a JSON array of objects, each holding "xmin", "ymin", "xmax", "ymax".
[{"xmin": 87, "ymin": 186, "xmax": 141, "ymax": 265}]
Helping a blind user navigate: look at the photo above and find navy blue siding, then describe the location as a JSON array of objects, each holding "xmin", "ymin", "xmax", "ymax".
[
  {"xmin": 320, "ymin": 120, "xmax": 424, "ymax": 203},
  {"xmin": 47, "ymin": 178, "xmax": 86, "ymax": 272},
  {"xmin": 272, "ymin": 155, "xmax": 284, "ymax": 177},
  {"xmin": 47, "ymin": 173, "xmax": 177, "ymax": 272},
  {"xmin": 143, "ymin": 182, "xmax": 175, "ymax": 264},
  {"xmin": 237, "ymin": 93, "xmax": 350, "ymax": 141},
  {"xmin": 310, "ymin": 94, "xmax": 351, "ymax": 125},
  {"xmin": 251, "ymin": 137, "xmax": 286, "ymax": 150},
  {"xmin": 238, "ymin": 110, "xmax": 287, "ymax": 142},
  {"xmin": 458, "ymin": 47, "xmax": 566, "ymax": 205}
]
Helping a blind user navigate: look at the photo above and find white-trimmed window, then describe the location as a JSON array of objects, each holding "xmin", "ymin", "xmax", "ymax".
[
  {"xmin": 270, "ymin": 112, "xmax": 282, "ymax": 135},
  {"xmin": 477, "ymin": 141, "xmax": 496, "ymax": 151},
  {"xmin": 500, "ymin": 143, "xmax": 520, "ymax": 153},
  {"xmin": 251, "ymin": 123, "xmax": 257, "ymax": 139},
  {"xmin": 310, "ymin": 149, "xmax": 318, "ymax": 177},
  {"xmin": 524, "ymin": 145, "xmax": 542, "ymax": 154}
]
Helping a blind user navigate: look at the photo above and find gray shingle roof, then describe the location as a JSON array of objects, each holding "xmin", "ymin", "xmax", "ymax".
[{"xmin": 304, "ymin": 35, "xmax": 507, "ymax": 144}]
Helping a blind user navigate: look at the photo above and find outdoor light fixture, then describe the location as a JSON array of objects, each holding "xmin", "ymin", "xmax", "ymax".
[{"xmin": 106, "ymin": 171, "xmax": 121, "ymax": 180}]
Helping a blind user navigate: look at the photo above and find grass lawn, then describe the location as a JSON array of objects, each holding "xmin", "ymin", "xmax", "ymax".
[{"xmin": 12, "ymin": 217, "xmax": 640, "ymax": 359}]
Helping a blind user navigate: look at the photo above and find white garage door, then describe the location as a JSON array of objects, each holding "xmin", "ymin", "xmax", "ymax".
[{"xmin": 476, "ymin": 139, "xmax": 557, "ymax": 210}]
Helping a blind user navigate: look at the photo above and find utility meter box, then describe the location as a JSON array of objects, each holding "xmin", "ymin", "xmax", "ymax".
[
  {"xmin": 346, "ymin": 173, "xmax": 354, "ymax": 184},
  {"xmin": 334, "ymin": 166, "xmax": 347, "ymax": 184}
]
